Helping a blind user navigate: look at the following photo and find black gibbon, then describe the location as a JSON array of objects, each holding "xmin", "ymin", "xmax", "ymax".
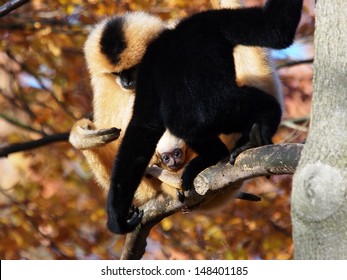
[
  {"xmin": 147, "ymin": 0, "xmax": 283, "ymax": 211},
  {"xmin": 107, "ymin": 0, "xmax": 304, "ymax": 234},
  {"xmin": 69, "ymin": 3, "xmax": 281, "ymax": 207}
]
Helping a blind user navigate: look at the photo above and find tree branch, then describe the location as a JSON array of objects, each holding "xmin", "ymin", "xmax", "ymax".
[
  {"xmin": 0, "ymin": 0, "xmax": 30, "ymax": 18},
  {"xmin": 121, "ymin": 143, "xmax": 304, "ymax": 260},
  {"xmin": 277, "ymin": 59, "xmax": 314, "ymax": 69},
  {"xmin": 0, "ymin": 132, "xmax": 70, "ymax": 157}
]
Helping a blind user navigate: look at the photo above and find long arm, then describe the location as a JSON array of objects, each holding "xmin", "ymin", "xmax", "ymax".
[
  {"xmin": 107, "ymin": 120, "xmax": 165, "ymax": 234},
  {"xmin": 107, "ymin": 94, "xmax": 166, "ymax": 233},
  {"xmin": 146, "ymin": 165, "xmax": 182, "ymax": 189}
]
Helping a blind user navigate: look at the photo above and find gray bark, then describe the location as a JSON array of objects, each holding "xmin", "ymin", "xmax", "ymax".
[{"xmin": 292, "ymin": 0, "xmax": 347, "ymax": 259}]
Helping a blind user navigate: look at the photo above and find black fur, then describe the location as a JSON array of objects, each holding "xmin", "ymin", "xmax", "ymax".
[
  {"xmin": 107, "ymin": 0, "xmax": 303, "ymax": 234},
  {"xmin": 100, "ymin": 16, "xmax": 126, "ymax": 65}
]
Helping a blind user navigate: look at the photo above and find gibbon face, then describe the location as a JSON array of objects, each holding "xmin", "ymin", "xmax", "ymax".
[
  {"xmin": 158, "ymin": 148, "xmax": 186, "ymax": 172},
  {"xmin": 155, "ymin": 131, "xmax": 187, "ymax": 171},
  {"xmin": 84, "ymin": 12, "xmax": 168, "ymax": 131}
]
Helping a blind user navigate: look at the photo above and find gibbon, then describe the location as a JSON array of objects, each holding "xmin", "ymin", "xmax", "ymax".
[
  {"xmin": 149, "ymin": 130, "xmax": 261, "ymax": 205},
  {"xmin": 146, "ymin": 130, "xmax": 189, "ymax": 200},
  {"xmin": 147, "ymin": 0, "xmax": 283, "ymax": 210},
  {"xmin": 154, "ymin": 130, "xmax": 188, "ymax": 173},
  {"xmin": 69, "ymin": 12, "xmax": 170, "ymax": 206},
  {"xmin": 107, "ymin": 0, "xmax": 303, "ymax": 233},
  {"xmin": 69, "ymin": 4, "xmax": 279, "ymax": 207}
]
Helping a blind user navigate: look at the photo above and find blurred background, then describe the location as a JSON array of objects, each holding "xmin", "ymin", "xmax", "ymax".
[{"xmin": 0, "ymin": 0, "xmax": 314, "ymax": 259}]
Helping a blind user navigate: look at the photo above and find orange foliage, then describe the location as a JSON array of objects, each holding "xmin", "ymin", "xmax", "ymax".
[{"xmin": 0, "ymin": 0, "xmax": 314, "ymax": 259}]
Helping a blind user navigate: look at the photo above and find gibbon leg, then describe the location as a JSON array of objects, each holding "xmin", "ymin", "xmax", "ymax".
[
  {"xmin": 181, "ymin": 136, "xmax": 229, "ymax": 191},
  {"xmin": 226, "ymin": 86, "xmax": 281, "ymax": 164},
  {"xmin": 229, "ymin": 123, "xmax": 265, "ymax": 164}
]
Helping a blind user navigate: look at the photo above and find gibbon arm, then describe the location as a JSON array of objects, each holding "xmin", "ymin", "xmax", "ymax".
[
  {"xmin": 69, "ymin": 118, "xmax": 121, "ymax": 189},
  {"xmin": 146, "ymin": 165, "xmax": 182, "ymax": 189}
]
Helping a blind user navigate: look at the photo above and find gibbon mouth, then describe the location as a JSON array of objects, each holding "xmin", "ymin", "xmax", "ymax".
[{"xmin": 167, "ymin": 165, "xmax": 182, "ymax": 172}]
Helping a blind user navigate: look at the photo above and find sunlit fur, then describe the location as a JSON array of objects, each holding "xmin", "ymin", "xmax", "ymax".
[
  {"xmin": 70, "ymin": 12, "xmax": 168, "ymax": 205},
  {"xmin": 213, "ymin": 0, "xmax": 283, "ymax": 104}
]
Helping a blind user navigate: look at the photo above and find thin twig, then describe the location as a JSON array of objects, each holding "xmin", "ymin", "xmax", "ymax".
[
  {"xmin": 0, "ymin": 0, "xmax": 30, "ymax": 18},
  {"xmin": 277, "ymin": 59, "xmax": 314, "ymax": 69},
  {"xmin": 0, "ymin": 132, "xmax": 70, "ymax": 157}
]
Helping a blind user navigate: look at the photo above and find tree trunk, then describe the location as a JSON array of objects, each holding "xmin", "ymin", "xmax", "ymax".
[{"xmin": 291, "ymin": 0, "xmax": 347, "ymax": 259}]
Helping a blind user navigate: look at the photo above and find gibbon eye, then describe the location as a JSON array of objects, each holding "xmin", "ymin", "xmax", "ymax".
[
  {"xmin": 161, "ymin": 154, "xmax": 170, "ymax": 164},
  {"xmin": 119, "ymin": 72, "xmax": 136, "ymax": 89},
  {"xmin": 173, "ymin": 149, "xmax": 183, "ymax": 158},
  {"xmin": 112, "ymin": 72, "xmax": 120, "ymax": 76}
]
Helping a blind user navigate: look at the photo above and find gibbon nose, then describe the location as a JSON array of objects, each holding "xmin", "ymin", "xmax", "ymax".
[{"xmin": 168, "ymin": 162, "xmax": 180, "ymax": 172}]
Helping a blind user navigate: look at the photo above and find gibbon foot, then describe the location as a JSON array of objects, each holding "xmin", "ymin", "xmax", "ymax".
[
  {"xmin": 230, "ymin": 145, "xmax": 253, "ymax": 165},
  {"xmin": 69, "ymin": 118, "xmax": 121, "ymax": 150},
  {"xmin": 229, "ymin": 152, "xmax": 238, "ymax": 165},
  {"xmin": 230, "ymin": 123, "xmax": 267, "ymax": 164},
  {"xmin": 96, "ymin": 127, "xmax": 121, "ymax": 142},
  {"xmin": 127, "ymin": 205, "xmax": 144, "ymax": 225},
  {"xmin": 181, "ymin": 165, "xmax": 198, "ymax": 191},
  {"xmin": 177, "ymin": 190, "xmax": 185, "ymax": 203}
]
